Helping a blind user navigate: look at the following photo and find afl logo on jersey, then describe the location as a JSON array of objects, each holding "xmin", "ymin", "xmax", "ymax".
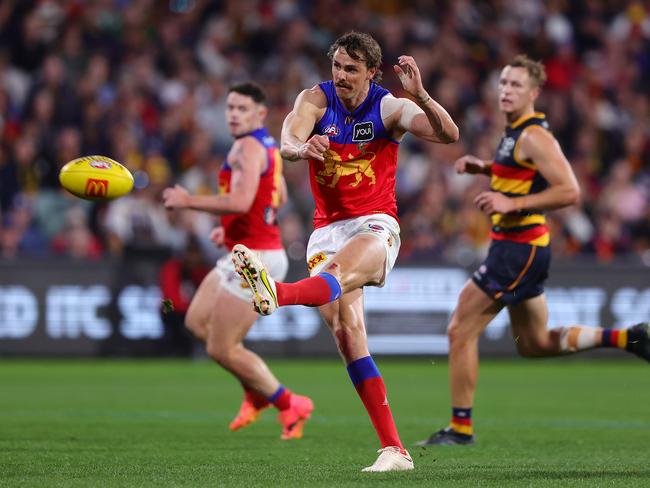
[
  {"xmin": 323, "ymin": 124, "xmax": 340, "ymax": 137},
  {"xmin": 352, "ymin": 121, "xmax": 374, "ymax": 142}
]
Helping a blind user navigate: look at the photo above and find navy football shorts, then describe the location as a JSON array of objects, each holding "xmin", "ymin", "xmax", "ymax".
[{"xmin": 472, "ymin": 240, "xmax": 551, "ymax": 305}]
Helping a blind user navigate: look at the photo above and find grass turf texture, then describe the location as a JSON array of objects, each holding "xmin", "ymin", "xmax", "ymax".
[{"xmin": 0, "ymin": 358, "xmax": 648, "ymax": 487}]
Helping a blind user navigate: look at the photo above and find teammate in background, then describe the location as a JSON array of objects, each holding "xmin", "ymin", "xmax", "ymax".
[
  {"xmin": 416, "ymin": 55, "xmax": 650, "ymax": 447},
  {"xmin": 162, "ymin": 82, "xmax": 314, "ymax": 440},
  {"xmin": 233, "ymin": 32, "xmax": 458, "ymax": 472}
]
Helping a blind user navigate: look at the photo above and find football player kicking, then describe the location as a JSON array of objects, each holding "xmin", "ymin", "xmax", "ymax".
[
  {"xmin": 415, "ymin": 55, "xmax": 649, "ymax": 447},
  {"xmin": 163, "ymin": 82, "xmax": 313, "ymax": 440},
  {"xmin": 233, "ymin": 32, "xmax": 458, "ymax": 472}
]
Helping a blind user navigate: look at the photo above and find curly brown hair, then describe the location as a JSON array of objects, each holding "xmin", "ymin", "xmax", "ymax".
[{"xmin": 327, "ymin": 31, "xmax": 383, "ymax": 83}]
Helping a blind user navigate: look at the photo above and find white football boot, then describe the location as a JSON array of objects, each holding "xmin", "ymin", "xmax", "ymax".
[
  {"xmin": 232, "ymin": 244, "xmax": 278, "ymax": 315},
  {"xmin": 361, "ymin": 446, "xmax": 414, "ymax": 472}
]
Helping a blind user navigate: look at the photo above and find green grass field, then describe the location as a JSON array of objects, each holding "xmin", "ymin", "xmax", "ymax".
[{"xmin": 1, "ymin": 358, "xmax": 648, "ymax": 487}]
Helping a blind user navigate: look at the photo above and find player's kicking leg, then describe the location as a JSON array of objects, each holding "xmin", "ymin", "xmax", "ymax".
[{"xmin": 232, "ymin": 243, "xmax": 343, "ymax": 315}]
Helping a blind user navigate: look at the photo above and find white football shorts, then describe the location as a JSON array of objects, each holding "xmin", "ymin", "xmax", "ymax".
[
  {"xmin": 215, "ymin": 248, "xmax": 288, "ymax": 301},
  {"xmin": 305, "ymin": 214, "xmax": 401, "ymax": 286}
]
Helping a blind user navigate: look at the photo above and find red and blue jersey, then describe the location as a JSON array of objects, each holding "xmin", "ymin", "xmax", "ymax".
[
  {"xmin": 219, "ymin": 127, "xmax": 283, "ymax": 250},
  {"xmin": 309, "ymin": 81, "xmax": 399, "ymax": 229},
  {"xmin": 490, "ymin": 113, "xmax": 551, "ymax": 247}
]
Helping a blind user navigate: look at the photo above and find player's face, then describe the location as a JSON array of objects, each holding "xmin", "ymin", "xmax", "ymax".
[
  {"xmin": 331, "ymin": 48, "xmax": 376, "ymax": 101},
  {"xmin": 225, "ymin": 92, "xmax": 266, "ymax": 137},
  {"xmin": 498, "ymin": 66, "xmax": 539, "ymax": 116}
]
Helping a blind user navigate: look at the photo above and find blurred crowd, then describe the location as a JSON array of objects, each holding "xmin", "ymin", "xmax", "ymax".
[{"xmin": 0, "ymin": 0, "xmax": 648, "ymax": 267}]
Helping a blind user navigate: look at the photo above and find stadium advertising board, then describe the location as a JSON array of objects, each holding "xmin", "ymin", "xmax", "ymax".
[{"xmin": 0, "ymin": 260, "xmax": 648, "ymax": 356}]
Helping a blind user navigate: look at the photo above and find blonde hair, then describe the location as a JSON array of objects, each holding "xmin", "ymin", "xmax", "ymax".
[{"xmin": 509, "ymin": 54, "xmax": 547, "ymax": 88}]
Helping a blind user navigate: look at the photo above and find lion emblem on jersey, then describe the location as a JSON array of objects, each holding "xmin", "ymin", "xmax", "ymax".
[{"xmin": 317, "ymin": 150, "xmax": 376, "ymax": 188}]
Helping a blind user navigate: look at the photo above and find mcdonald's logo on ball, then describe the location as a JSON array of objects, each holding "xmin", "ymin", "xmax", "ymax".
[{"xmin": 84, "ymin": 178, "xmax": 109, "ymax": 198}]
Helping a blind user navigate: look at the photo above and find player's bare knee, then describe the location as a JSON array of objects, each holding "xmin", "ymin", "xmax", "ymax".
[
  {"xmin": 323, "ymin": 260, "xmax": 343, "ymax": 281},
  {"xmin": 516, "ymin": 341, "xmax": 539, "ymax": 357},
  {"xmin": 447, "ymin": 315, "xmax": 475, "ymax": 347},
  {"xmin": 515, "ymin": 336, "xmax": 552, "ymax": 357},
  {"xmin": 206, "ymin": 340, "xmax": 232, "ymax": 366},
  {"xmin": 184, "ymin": 313, "xmax": 204, "ymax": 339},
  {"xmin": 447, "ymin": 326, "xmax": 468, "ymax": 350},
  {"xmin": 326, "ymin": 265, "xmax": 370, "ymax": 294}
]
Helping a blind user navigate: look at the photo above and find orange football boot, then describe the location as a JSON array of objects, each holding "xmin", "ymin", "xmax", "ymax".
[
  {"xmin": 229, "ymin": 399, "xmax": 270, "ymax": 432},
  {"xmin": 278, "ymin": 394, "xmax": 314, "ymax": 440}
]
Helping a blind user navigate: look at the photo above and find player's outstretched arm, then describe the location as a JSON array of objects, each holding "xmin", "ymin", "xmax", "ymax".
[
  {"xmin": 391, "ymin": 55, "xmax": 459, "ymax": 144},
  {"xmin": 281, "ymin": 87, "xmax": 328, "ymax": 162},
  {"xmin": 474, "ymin": 127, "xmax": 580, "ymax": 215},
  {"xmin": 162, "ymin": 137, "xmax": 264, "ymax": 215}
]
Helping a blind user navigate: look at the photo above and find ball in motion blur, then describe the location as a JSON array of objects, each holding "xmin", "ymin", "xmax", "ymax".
[{"xmin": 59, "ymin": 155, "xmax": 134, "ymax": 201}]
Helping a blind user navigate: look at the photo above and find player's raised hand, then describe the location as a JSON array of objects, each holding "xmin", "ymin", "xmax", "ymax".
[
  {"xmin": 474, "ymin": 191, "xmax": 516, "ymax": 215},
  {"xmin": 455, "ymin": 155, "xmax": 488, "ymax": 175},
  {"xmin": 298, "ymin": 134, "xmax": 330, "ymax": 161},
  {"xmin": 209, "ymin": 226, "xmax": 225, "ymax": 247},
  {"xmin": 163, "ymin": 184, "xmax": 190, "ymax": 209},
  {"xmin": 394, "ymin": 55, "xmax": 425, "ymax": 100}
]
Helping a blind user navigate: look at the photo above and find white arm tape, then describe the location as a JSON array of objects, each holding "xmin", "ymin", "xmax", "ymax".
[{"xmin": 380, "ymin": 94, "xmax": 424, "ymax": 131}]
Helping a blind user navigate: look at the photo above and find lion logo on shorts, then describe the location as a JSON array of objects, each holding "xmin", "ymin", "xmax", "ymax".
[
  {"xmin": 307, "ymin": 252, "xmax": 327, "ymax": 273},
  {"xmin": 316, "ymin": 150, "xmax": 376, "ymax": 188}
]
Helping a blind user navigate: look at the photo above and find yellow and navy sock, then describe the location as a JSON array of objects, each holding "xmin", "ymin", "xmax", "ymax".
[
  {"xmin": 449, "ymin": 407, "xmax": 474, "ymax": 438},
  {"xmin": 601, "ymin": 328, "xmax": 628, "ymax": 349}
]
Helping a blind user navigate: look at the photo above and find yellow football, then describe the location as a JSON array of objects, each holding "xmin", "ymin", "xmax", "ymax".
[{"xmin": 59, "ymin": 155, "xmax": 134, "ymax": 201}]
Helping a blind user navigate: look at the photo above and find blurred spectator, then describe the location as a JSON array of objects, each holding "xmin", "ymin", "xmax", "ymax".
[
  {"xmin": 51, "ymin": 206, "xmax": 103, "ymax": 260},
  {"xmin": 0, "ymin": 196, "xmax": 48, "ymax": 259},
  {"xmin": 103, "ymin": 155, "xmax": 179, "ymax": 255},
  {"xmin": 0, "ymin": 0, "xmax": 647, "ymax": 266},
  {"xmin": 0, "ymin": 143, "xmax": 17, "ymax": 212},
  {"xmin": 158, "ymin": 234, "xmax": 211, "ymax": 356}
]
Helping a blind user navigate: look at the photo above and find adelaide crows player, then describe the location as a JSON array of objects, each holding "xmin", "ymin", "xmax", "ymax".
[{"xmin": 416, "ymin": 55, "xmax": 650, "ymax": 447}]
